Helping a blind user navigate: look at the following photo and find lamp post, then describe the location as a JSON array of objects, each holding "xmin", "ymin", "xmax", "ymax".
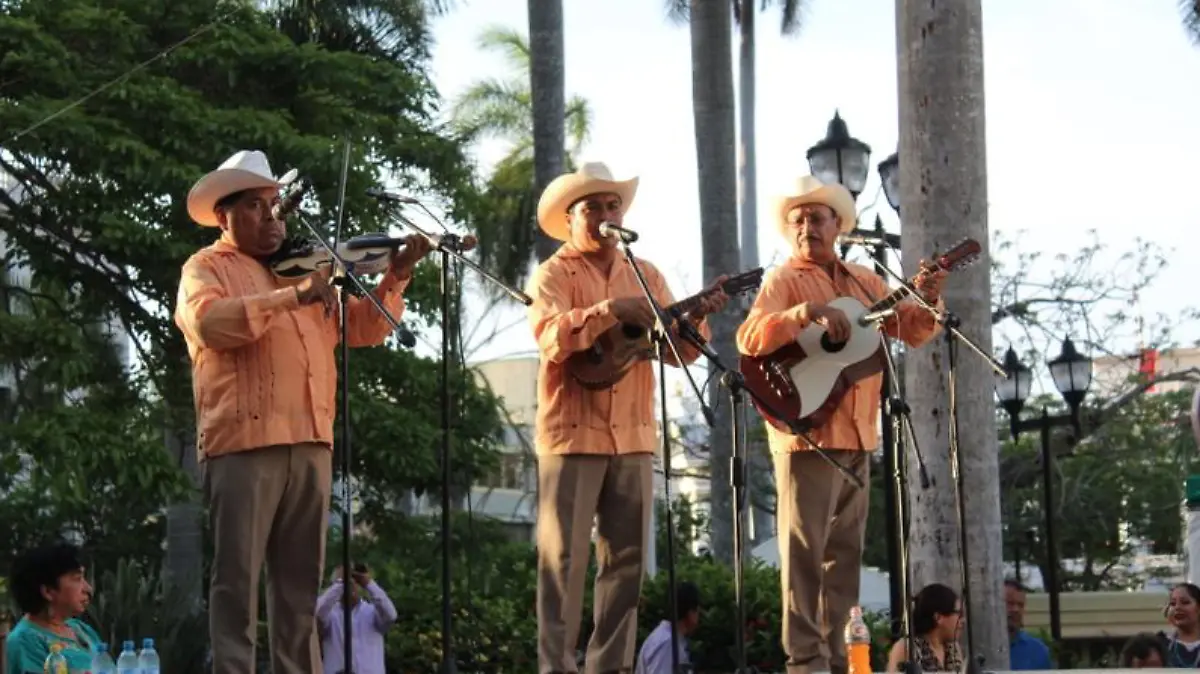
[
  {"xmin": 806, "ymin": 111, "xmax": 906, "ymax": 630},
  {"xmin": 995, "ymin": 338, "xmax": 1094, "ymax": 643}
]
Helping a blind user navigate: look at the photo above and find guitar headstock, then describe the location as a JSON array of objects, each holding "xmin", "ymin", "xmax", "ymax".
[
  {"xmin": 720, "ymin": 266, "xmax": 765, "ymax": 297},
  {"xmin": 932, "ymin": 239, "xmax": 982, "ymax": 273}
]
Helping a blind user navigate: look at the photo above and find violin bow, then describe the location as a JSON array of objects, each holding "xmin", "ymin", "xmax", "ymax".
[{"xmin": 332, "ymin": 136, "xmax": 353, "ymax": 273}]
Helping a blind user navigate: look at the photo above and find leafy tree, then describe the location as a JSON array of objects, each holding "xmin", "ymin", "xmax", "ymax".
[
  {"xmin": 1183, "ymin": 0, "xmax": 1200, "ymax": 44},
  {"xmin": 0, "ymin": 0, "xmax": 502, "ymax": 597}
]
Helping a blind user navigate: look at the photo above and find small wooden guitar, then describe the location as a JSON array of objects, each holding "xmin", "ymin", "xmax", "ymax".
[
  {"xmin": 739, "ymin": 239, "xmax": 982, "ymax": 432},
  {"xmin": 566, "ymin": 267, "xmax": 765, "ymax": 390}
]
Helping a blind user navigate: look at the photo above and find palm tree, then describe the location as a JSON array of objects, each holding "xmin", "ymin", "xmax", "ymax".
[
  {"xmin": 527, "ymin": 0, "xmax": 566, "ymax": 265},
  {"xmin": 896, "ymin": 0, "xmax": 1006, "ymax": 665},
  {"xmin": 450, "ymin": 26, "xmax": 592, "ymax": 290},
  {"xmin": 1184, "ymin": 0, "xmax": 1200, "ymax": 43},
  {"xmin": 669, "ymin": 1, "xmax": 807, "ymax": 272}
]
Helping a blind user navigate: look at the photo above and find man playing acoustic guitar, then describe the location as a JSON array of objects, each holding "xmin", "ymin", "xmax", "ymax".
[
  {"xmin": 736, "ymin": 176, "xmax": 946, "ymax": 674},
  {"xmin": 526, "ymin": 162, "xmax": 728, "ymax": 674}
]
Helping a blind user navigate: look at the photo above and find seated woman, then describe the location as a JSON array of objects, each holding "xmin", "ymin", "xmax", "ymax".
[
  {"xmin": 4, "ymin": 542, "xmax": 100, "ymax": 674},
  {"xmin": 1164, "ymin": 582, "xmax": 1200, "ymax": 668},
  {"xmin": 885, "ymin": 583, "xmax": 964, "ymax": 673},
  {"xmin": 1121, "ymin": 632, "xmax": 1168, "ymax": 668}
]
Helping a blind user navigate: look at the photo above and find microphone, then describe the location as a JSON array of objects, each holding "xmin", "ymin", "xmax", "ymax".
[
  {"xmin": 366, "ymin": 187, "xmax": 419, "ymax": 204},
  {"xmin": 858, "ymin": 307, "xmax": 897, "ymax": 325},
  {"xmin": 838, "ymin": 233, "xmax": 886, "ymax": 247},
  {"xmin": 396, "ymin": 324, "xmax": 417, "ymax": 348},
  {"xmin": 273, "ymin": 178, "xmax": 310, "ymax": 221},
  {"xmin": 599, "ymin": 221, "xmax": 638, "ymax": 243}
]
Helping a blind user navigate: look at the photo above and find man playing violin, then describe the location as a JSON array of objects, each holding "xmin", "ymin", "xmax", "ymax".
[
  {"xmin": 174, "ymin": 150, "xmax": 430, "ymax": 674},
  {"xmin": 736, "ymin": 176, "xmax": 946, "ymax": 674},
  {"xmin": 526, "ymin": 162, "xmax": 728, "ymax": 674}
]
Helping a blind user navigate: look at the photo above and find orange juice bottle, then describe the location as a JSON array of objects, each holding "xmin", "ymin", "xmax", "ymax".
[{"xmin": 845, "ymin": 605, "xmax": 872, "ymax": 674}]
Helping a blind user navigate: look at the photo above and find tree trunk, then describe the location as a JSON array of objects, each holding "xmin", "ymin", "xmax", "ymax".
[
  {"xmin": 896, "ymin": 0, "xmax": 1006, "ymax": 667},
  {"xmin": 736, "ymin": 2, "xmax": 758, "ymax": 271},
  {"xmin": 689, "ymin": 0, "xmax": 739, "ymax": 564},
  {"xmin": 527, "ymin": 0, "xmax": 565, "ymax": 263}
]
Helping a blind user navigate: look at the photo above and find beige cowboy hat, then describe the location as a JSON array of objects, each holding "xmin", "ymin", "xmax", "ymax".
[
  {"xmin": 774, "ymin": 175, "xmax": 857, "ymax": 234},
  {"xmin": 187, "ymin": 150, "xmax": 298, "ymax": 227},
  {"xmin": 536, "ymin": 162, "xmax": 639, "ymax": 242}
]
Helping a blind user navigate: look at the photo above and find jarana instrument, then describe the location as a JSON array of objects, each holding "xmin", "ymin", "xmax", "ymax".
[{"xmin": 566, "ymin": 267, "xmax": 765, "ymax": 389}]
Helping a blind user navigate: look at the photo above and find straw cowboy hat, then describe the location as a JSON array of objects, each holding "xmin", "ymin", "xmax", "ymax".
[
  {"xmin": 536, "ymin": 162, "xmax": 639, "ymax": 242},
  {"xmin": 775, "ymin": 175, "xmax": 857, "ymax": 234},
  {"xmin": 187, "ymin": 150, "xmax": 298, "ymax": 227}
]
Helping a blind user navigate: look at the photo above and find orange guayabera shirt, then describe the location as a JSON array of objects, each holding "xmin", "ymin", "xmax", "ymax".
[
  {"xmin": 174, "ymin": 239, "xmax": 408, "ymax": 460},
  {"xmin": 736, "ymin": 258, "xmax": 943, "ymax": 454},
  {"xmin": 526, "ymin": 246, "xmax": 712, "ymax": 456}
]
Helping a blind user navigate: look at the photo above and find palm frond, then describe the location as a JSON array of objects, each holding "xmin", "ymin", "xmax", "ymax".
[
  {"xmin": 449, "ymin": 78, "xmax": 532, "ymax": 141},
  {"xmin": 476, "ymin": 25, "xmax": 532, "ymax": 72},
  {"xmin": 665, "ymin": 0, "xmax": 690, "ymax": 25},
  {"xmin": 1184, "ymin": 0, "xmax": 1200, "ymax": 45},
  {"xmin": 564, "ymin": 96, "xmax": 592, "ymax": 159}
]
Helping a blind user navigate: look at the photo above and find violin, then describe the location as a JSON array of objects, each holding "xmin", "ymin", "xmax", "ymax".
[{"xmin": 267, "ymin": 233, "xmax": 411, "ymax": 279}]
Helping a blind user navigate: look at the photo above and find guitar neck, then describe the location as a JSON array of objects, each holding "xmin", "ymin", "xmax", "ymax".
[
  {"xmin": 867, "ymin": 265, "xmax": 941, "ymax": 314},
  {"xmin": 668, "ymin": 291, "xmax": 713, "ymax": 317}
]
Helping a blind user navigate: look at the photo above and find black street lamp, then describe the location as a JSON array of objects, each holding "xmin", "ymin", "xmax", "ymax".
[
  {"xmin": 806, "ymin": 110, "xmax": 872, "ymax": 198},
  {"xmin": 994, "ymin": 338, "xmax": 1094, "ymax": 644},
  {"xmin": 878, "ymin": 151, "xmax": 900, "ymax": 214}
]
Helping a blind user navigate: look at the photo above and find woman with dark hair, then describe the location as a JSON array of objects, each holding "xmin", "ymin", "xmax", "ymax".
[
  {"xmin": 1164, "ymin": 582, "xmax": 1200, "ymax": 668},
  {"xmin": 3, "ymin": 543, "xmax": 100, "ymax": 674},
  {"xmin": 885, "ymin": 583, "xmax": 964, "ymax": 673}
]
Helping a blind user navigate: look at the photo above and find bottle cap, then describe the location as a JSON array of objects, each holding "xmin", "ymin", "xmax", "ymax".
[{"xmin": 143, "ymin": 637, "xmax": 154, "ymax": 648}]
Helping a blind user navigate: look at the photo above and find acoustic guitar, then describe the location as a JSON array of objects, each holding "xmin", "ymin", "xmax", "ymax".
[
  {"xmin": 739, "ymin": 239, "xmax": 982, "ymax": 432},
  {"xmin": 566, "ymin": 267, "xmax": 765, "ymax": 390}
]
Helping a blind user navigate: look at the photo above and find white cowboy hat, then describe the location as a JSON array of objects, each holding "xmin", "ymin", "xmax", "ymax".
[
  {"xmin": 774, "ymin": 175, "xmax": 857, "ymax": 235},
  {"xmin": 536, "ymin": 162, "xmax": 639, "ymax": 242},
  {"xmin": 187, "ymin": 150, "xmax": 298, "ymax": 227}
]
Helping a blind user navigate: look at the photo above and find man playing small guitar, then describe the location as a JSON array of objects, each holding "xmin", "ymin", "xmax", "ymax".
[
  {"xmin": 526, "ymin": 162, "xmax": 728, "ymax": 674},
  {"xmin": 736, "ymin": 176, "xmax": 946, "ymax": 674}
]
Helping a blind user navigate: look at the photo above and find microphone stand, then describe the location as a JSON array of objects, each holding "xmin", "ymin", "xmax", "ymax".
[
  {"xmin": 670, "ymin": 316, "xmax": 835, "ymax": 674},
  {"xmin": 285, "ymin": 205, "xmax": 410, "ymax": 674},
  {"xmin": 378, "ymin": 203, "xmax": 531, "ymax": 674},
  {"xmin": 615, "ymin": 236, "xmax": 709, "ymax": 674},
  {"xmin": 867, "ymin": 259, "xmax": 1004, "ymax": 674}
]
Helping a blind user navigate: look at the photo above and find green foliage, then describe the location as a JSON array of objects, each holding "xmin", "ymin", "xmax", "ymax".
[{"xmin": 999, "ymin": 388, "xmax": 1196, "ymax": 590}]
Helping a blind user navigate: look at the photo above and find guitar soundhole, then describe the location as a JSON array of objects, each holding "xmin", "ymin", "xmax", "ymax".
[
  {"xmin": 585, "ymin": 346, "xmax": 604, "ymax": 364},
  {"xmin": 622, "ymin": 324, "xmax": 643, "ymax": 340},
  {"xmin": 820, "ymin": 333, "xmax": 848, "ymax": 353}
]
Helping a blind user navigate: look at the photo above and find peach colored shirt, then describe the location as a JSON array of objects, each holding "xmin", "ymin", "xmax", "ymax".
[
  {"xmin": 736, "ymin": 258, "xmax": 942, "ymax": 454},
  {"xmin": 174, "ymin": 238, "xmax": 408, "ymax": 460},
  {"xmin": 527, "ymin": 246, "xmax": 711, "ymax": 456}
]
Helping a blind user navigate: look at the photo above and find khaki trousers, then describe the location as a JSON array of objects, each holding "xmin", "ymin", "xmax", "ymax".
[
  {"xmin": 203, "ymin": 442, "xmax": 332, "ymax": 674},
  {"xmin": 537, "ymin": 453, "xmax": 654, "ymax": 674},
  {"xmin": 775, "ymin": 450, "xmax": 870, "ymax": 674}
]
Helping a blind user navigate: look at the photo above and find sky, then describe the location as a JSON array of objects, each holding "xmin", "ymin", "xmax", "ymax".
[{"xmin": 416, "ymin": 0, "xmax": 1200, "ymax": 403}]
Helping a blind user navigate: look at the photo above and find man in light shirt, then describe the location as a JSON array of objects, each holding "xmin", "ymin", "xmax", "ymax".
[
  {"xmin": 316, "ymin": 563, "xmax": 398, "ymax": 674},
  {"xmin": 636, "ymin": 581, "xmax": 702, "ymax": 674}
]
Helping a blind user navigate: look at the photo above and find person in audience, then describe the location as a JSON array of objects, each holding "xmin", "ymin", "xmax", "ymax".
[
  {"xmin": 316, "ymin": 563, "xmax": 398, "ymax": 674},
  {"xmin": 3, "ymin": 543, "xmax": 101, "ymax": 674},
  {"xmin": 885, "ymin": 583, "xmax": 963, "ymax": 673},
  {"xmin": 1165, "ymin": 582, "xmax": 1200, "ymax": 668},
  {"xmin": 1004, "ymin": 579, "xmax": 1053, "ymax": 670},
  {"xmin": 1121, "ymin": 633, "xmax": 1167, "ymax": 668},
  {"xmin": 635, "ymin": 581, "xmax": 701, "ymax": 674}
]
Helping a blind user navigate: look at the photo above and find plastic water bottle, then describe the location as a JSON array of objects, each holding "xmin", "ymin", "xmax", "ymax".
[
  {"xmin": 91, "ymin": 642, "xmax": 116, "ymax": 674},
  {"xmin": 138, "ymin": 638, "xmax": 161, "ymax": 674},
  {"xmin": 845, "ymin": 605, "xmax": 872, "ymax": 674},
  {"xmin": 43, "ymin": 642, "xmax": 68, "ymax": 674},
  {"xmin": 116, "ymin": 640, "xmax": 139, "ymax": 674}
]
